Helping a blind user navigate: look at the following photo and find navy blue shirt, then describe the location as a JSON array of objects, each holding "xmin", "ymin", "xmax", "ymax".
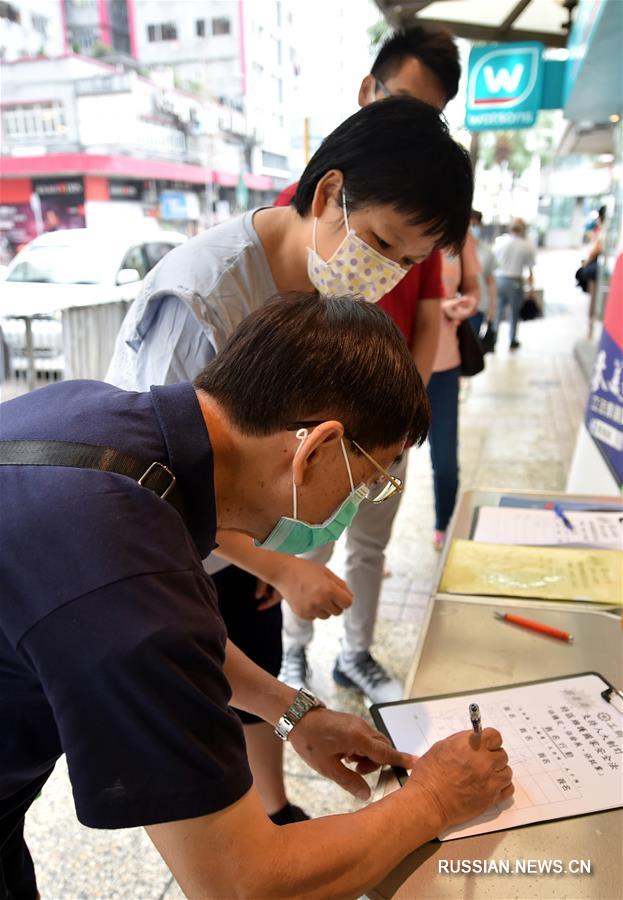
[{"xmin": 0, "ymin": 380, "xmax": 252, "ymax": 830}]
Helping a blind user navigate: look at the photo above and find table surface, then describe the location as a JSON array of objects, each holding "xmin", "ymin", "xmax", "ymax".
[
  {"xmin": 434, "ymin": 488, "xmax": 623, "ymax": 611},
  {"xmin": 369, "ymin": 489, "xmax": 623, "ymax": 900}
]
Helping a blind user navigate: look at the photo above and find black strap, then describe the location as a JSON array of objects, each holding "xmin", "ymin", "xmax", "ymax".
[{"xmin": 0, "ymin": 440, "xmax": 184, "ymax": 518}]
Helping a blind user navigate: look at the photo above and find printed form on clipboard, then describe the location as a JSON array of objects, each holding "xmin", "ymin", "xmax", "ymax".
[
  {"xmin": 371, "ymin": 673, "xmax": 623, "ymax": 841},
  {"xmin": 472, "ymin": 506, "xmax": 623, "ymax": 549}
]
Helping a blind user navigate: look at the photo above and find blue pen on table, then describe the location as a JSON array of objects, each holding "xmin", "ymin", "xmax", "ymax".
[
  {"xmin": 553, "ymin": 503, "xmax": 574, "ymax": 531},
  {"xmin": 469, "ymin": 703, "xmax": 482, "ymax": 734}
]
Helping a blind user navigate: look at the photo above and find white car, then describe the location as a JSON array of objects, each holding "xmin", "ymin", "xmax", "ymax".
[{"xmin": 1, "ymin": 227, "xmax": 186, "ymax": 378}]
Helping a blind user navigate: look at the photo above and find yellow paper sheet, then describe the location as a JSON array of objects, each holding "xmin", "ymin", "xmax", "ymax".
[{"xmin": 439, "ymin": 539, "xmax": 623, "ymax": 605}]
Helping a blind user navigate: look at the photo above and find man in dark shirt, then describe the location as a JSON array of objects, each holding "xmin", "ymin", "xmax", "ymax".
[{"xmin": 1, "ymin": 295, "xmax": 512, "ymax": 898}]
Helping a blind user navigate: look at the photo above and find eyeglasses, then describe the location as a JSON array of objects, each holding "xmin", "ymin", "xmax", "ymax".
[
  {"xmin": 286, "ymin": 421, "xmax": 404, "ymax": 504},
  {"xmin": 375, "ymin": 78, "xmax": 392, "ymax": 99}
]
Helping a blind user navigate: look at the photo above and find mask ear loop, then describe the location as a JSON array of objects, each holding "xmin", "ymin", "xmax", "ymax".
[
  {"xmin": 311, "ymin": 216, "xmax": 319, "ymax": 253},
  {"xmin": 292, "ymin": 428, "xmax": 308, "ymax": 518},
  {"xmin": 312, "ymin": 190, "xmax": 349, "ymax": 254},
  {"xmin": 341, "ymin": 189, "xmax": 350, "ymax": 233}
]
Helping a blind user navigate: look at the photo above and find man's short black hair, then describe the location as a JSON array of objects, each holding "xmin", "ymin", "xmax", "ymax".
[
  {"xmin": 293, "ymin": 97, "xmax": 473, "ymax": 255},
  {"xmin": 194, "ymin": 293, "xmax": 430, "ymax": 451},
  {"xmin": 371, "ymin": 24, "xmax": 461, "ymax": 103},
  {"xmin": 471, "ymin": 209, "xmax": 483, "ymax": 224}
]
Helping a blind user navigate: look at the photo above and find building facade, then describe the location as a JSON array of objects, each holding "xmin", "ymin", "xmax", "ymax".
[
  {"xmin": 63, "ymin": 0, "xmax": 134, "ymax": 56},
  {"xmin": 132, "ymin": 0, "xmax": 297, "ymax": 191},
  {"xmin": 0, "ymin": 2, "xmax": 302, "ymax": 253},
  {"xmin": 0, "ymin": 53, "xmax": 277, "ymax": 252},
  {"xmin": 0, "ymin": 0, "xmax": 64, "ymax": 60}
]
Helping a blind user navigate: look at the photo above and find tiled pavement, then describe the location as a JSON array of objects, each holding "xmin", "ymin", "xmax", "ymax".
[{"xmin": 10, "ymin": 249, "xmax": 593, "ymax": 898}]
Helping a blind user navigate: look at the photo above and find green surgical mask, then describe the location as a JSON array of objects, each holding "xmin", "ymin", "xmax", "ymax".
[{"xmin": 254, "ymin": 429, "xmax": 369, "ymax": 555}]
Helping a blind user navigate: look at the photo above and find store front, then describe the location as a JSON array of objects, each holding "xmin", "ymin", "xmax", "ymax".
[{"xmin": 0, "ymin": 154, "xmax": 277, "ymax": 259}]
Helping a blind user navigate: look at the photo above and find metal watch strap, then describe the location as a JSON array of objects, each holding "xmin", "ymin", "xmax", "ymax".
[{"xmin": 274, "ymin": 687, "xmax": 326, "ymax": 741}]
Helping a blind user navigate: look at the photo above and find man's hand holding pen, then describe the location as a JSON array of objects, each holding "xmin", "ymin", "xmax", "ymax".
[{"xmin": 404, "ymin": 728, "xmax": 514, "ymax": 832}]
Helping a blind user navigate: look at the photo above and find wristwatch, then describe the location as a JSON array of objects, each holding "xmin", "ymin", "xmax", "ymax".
[{"xmin": 274, "ymin": 687, "xmax": 326, "ymax": 741}]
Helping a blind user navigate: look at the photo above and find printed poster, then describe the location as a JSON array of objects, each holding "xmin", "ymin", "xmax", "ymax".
[{"xmin": 586, "ymin": 254, "xmax": 623, "ymax": 488}]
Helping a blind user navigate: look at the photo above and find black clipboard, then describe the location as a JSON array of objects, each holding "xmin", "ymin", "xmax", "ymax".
[{"xmin": 371, "ymin": 671, "xmax": 623, "ymax": 788}]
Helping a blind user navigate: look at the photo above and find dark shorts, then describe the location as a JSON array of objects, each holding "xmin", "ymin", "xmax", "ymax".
[
  {"xmin": 212, "ymin": 564, "xmax": 283, "ymax": 725},
  {"xmin": 1, "ymin": 769, "xmax": 53, "ymax": 900}
]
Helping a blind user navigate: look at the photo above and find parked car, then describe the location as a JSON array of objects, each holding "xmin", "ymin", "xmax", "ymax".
[{"xmin": 0, "ymin": 227, "xmax": 186, "ymax": 380}]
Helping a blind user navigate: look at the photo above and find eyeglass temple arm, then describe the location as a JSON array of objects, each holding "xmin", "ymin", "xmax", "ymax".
[{"xmin": 285, "ymin": 421, "xmax": 402, "ymax": 490}]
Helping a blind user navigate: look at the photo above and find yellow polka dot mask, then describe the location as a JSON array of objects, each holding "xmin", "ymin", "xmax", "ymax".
[{"xmin": 307, "ymin": 192, "xmax": 406, "ymax": 303}]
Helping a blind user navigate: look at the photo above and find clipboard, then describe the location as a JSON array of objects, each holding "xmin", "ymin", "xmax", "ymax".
[{"xmin": 371, "ymin": 672, "xmax": 623, "ymax": 841}]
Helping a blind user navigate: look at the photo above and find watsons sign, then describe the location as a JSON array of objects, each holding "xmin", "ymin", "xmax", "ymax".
[{"xmin": 466, "ymin": 42, "xmax": 544, "ymax": 131}]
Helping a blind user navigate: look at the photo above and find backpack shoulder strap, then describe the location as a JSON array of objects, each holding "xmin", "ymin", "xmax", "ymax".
[{"xmin": 0, "ymin": 440, "xmax": 184, "ymax": 517}]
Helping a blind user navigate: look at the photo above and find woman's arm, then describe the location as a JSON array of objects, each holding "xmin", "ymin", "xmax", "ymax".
[{"xmin": 214, "ymin": 531, "xmax": 353, "ymax": 619}]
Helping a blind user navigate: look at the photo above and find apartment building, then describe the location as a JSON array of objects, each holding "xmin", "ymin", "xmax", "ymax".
[
  {"xmin": 0, "ymin": 53, "xmax": 278, "ymax": 250},
  {"xmin": 132, "ymin": 0, "xmax": 298, "ymax": 188},
  {"xmin": 0, "ymin": 0, "xmax": 64, "ymax": 60}
]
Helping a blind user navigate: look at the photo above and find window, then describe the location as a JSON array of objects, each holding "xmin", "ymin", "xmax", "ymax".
[
  {"xmin": 73, "ymin": 26, "xmax": 97, "ymax": 50},
  {"xmin": 7, "ymin": 244, "xmax": 106, "ymax": 286},
  {"xmin": 211, "ymin": 17, "xmax": 230, "ymax": 35},
  {"xmin": 2, "ymin": 102, "xmax": 66, "ymax": 139},
  {"xmin": 270, "ymin": 75, "xmax": 282, "ymax": 106},
  {"xmin": 262, "ymin": 150, "xmax": 287, "ymax": 170},
  {"xmin": 144, "ymin": 242, "xmax": 176, "ymax": 271},
  {"xmin": 549, "ymin": 196, "xmax": 575, "ymax": 231},
  {"xmin": 196, "ymin": 19, "xmax": 205, "ymax": 37},
  {"xmin": 0, "ymin": 2, "xmax": 20, "ymax": 25},
  {"xmin": 31, "ymin": 13, "xmax": 48, "ymax": 37},
  {"xmin": 147, "ymin": 22, "xmax": 177, "ymax": 42},
  {"xmin": 119, "ymin": 246, "xmax": 147, "ymax": 280}
]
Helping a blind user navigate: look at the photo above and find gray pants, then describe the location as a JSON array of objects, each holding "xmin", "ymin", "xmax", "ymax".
[{"xmin": 282, "ymin": 452, "xmax": 408, "ymax": 655}]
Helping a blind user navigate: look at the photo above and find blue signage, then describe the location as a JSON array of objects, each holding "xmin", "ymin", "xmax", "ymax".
[
  {"xmin": 466, "ymin": 42, "xmax": 544, "ymax": 131},
  {"xmin": 585, "ymin": 255, "xmax": 623, "ymax": 488},
  {"xmin": 159, "ymin": 191, "xmax": 189, "ymax": 221}
]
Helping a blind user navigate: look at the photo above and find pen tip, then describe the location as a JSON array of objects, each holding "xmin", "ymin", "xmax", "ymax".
[{"xmin": 493, "ymin": 611, "xmax": 504, "ymax": 620}]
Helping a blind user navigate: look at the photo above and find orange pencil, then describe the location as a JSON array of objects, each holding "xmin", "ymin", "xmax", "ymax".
[{"xmin": 494, "ymin": 611, "xmax": 574, "ymax": 643}]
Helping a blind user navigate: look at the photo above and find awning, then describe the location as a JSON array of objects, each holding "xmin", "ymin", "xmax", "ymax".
[
  {"xmin": 556, "ymin": 121, "xmax": 615, "ymax": 156},
  {"xmin": 0, "ymin": 154, "xmax": 274, "ymax": 191},
  {"xmin": 372, "ymin": 0, "xmax": 573, "ymax": 48}
]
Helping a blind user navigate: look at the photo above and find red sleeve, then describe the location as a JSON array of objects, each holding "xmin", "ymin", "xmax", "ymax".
[
  {"xmin": 418, "ymin": 249, "xmax": 444, "ymax": 300},
  {"xmin": 274, "ymin": 181, "xmax": 298, "ymax": 207}
]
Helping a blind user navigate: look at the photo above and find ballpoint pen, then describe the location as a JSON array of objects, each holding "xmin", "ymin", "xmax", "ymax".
[
  {"xmin": 551, "ymin": 502, "xmax": 574, "ymax": 531},
  {"xmin": 469, "ymin": 702, "xmax": 481, "ymax": 734},
  {"xmin": 494, "ymin": 611, "xmax": 574, "ymax": 643}
]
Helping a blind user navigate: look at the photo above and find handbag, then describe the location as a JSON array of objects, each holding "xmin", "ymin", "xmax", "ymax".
[
  {"xmin": 457, "ymin": 320, "xmax": 485, "ymax": 376},
  {"xmin": 456, "ymin": 245, "xmax": 485, "ymax": 376},
  {"xmin": 480, "ymin": 321, "xmax": 497, "ymax": 354},
  {"xmin": 519, "ymin": 294, "xmax": 542, "ymax": 321},
  {"xmin": 575, "ymin": 266, "xmax": 589, "ymax": 292}
]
